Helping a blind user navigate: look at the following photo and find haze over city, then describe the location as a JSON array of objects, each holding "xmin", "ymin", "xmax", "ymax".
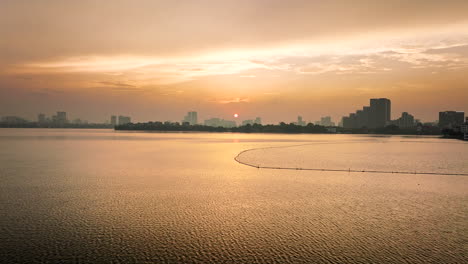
[{"xmin": 1, "ymin": 0, "xmax": 468, "ymax": 123}]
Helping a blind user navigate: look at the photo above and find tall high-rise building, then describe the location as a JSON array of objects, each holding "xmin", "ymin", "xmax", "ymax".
[
  {"xmin": 111, "ymin": 115, "xmax": 117, "ymax": 126},
  {"xmin": 439, "ymin": 111, "xmax": 464, "ymax": 128},
  {"xmin": 369, "ymin": 98, "xmax": 391, "ymax": 128},
  {"xmin": 183, "ymin": 111, "xmax": 198, "ymax": 125}
]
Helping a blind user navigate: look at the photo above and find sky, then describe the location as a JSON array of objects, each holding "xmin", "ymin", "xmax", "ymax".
[{"xmin": 1, "ymin": 0, "xmax": 468, "ymax": 124}]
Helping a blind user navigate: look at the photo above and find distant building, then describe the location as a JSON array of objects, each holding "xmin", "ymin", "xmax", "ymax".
[
  {"xmin": 461, "ymin": 117, "xmax": 468, "ymax": 140},
  {"xmin": 37, "ymin": 113, "xmax": 46, "ymax": 123},
  {"xmin": 1, "ymin": 116, "xmax": 28, "ymax": 124},
  {"xmin": 341, "ymin": 116, "xmax": 350, "ymax": 128},
  {"xmin": 183, "ymin": 111, "xmax": 198, "ymax": 125},
  {"xmin": 349, "ymin": 113, "xmax": 357, "ymax": 128},
  {"xmin": 254, "ymin": 117, "xmax": 262, "ymax": 125},
  {"xmin": 342, "ymin": 98, "xmax": 391, "ymax": 129},
  {"xmin": 111, "ymin": 115, "xmax": 117, "ymax": 126},
  {"xmin": 204, "ymin": 118, "xmax": 236, "ymax": 128},
  {"xmin": 118, "ymin": 115, "xmax": 131, "ymax": 125},
  {"xmin": 51, "ymin": 111, "xmax": 67, "ymax": 126},
  {"xmin": 369, "ymin": 98, "xmax": 391, "ymax": 128},
  {"xmin": 319, "ymin": 116, "xmax": 335, "ymax": 127},
  {"xmin": 356, "ymin": 107, "xmax": 370, "ymax": 128},
  {"xmin": 439, "ymin": 111, "xmax": 464, "ymax": 128},
  {"xmin": 297, "ymin": 116, "xmax": 306, "ymax": 126},
  {"xmin": 56, "ymin": 111, "xmax": 67, "ymax": 125},
  {"xmin": 391, "ymin": 112, "xmax": 415, "ymax": 128}
]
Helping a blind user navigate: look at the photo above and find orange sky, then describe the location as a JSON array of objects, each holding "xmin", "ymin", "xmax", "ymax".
[{"xmin": 1, "ymin": 0, "xmax": 467, "ymax": 123}]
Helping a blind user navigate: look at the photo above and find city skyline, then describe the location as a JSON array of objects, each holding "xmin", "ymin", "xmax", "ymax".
[
  {"xmin": 2, "ymin": 101, "xmax": 465, "ymax": 126},
  {"xmin": 2, "ymin": 102, "xmax": 466, "ymax": 125},
  {"xmin": 1, "ymin": 1, "xmax": 468, "ymax": 123}
]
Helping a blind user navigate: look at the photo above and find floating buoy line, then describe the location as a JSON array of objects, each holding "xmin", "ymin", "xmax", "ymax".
[{"xmin": 234, "ymin": 143, "xmax": 468, "ymax": 177}]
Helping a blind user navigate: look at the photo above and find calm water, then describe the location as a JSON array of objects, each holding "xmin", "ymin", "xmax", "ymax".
[{"xmin": 0, "ymin": 129, "xmax": 467, "ymax": 263}]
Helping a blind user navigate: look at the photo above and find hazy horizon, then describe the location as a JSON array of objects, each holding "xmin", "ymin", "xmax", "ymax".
[{"xmin": 1, "ymin": 0, "xmax": 468, "ymax": 123}]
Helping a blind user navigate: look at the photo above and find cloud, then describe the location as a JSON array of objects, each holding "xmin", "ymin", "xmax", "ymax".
[
  {"xmin": 98, "ymin": 81, "xmax": 136, "ymax": 88},
  {"xmin": 9, "ymin": 34, "xmax": 467, "ymax": 80},
  {"xmin": 217, "ymin": 97, "xmax": 250, "ymax": 104},
  {"xmin": 2, "ymin": 1, "xmax": 468, "ymax": 65},
  {"xmin": 110, "ymin": 87, "xmax": 146, "ymax": 92}
]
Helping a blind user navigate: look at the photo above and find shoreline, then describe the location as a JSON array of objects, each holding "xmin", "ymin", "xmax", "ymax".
[
  {"xmin": 0, "ymin": 126, "xmax": 451, "ymax": 138},
  {"xmin": 2, "ymin": 127, "xmax": 465, "ymax": 141}
]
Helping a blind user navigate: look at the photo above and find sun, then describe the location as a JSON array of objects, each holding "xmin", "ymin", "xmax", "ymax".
[{"xmin": 234, "ymin": 113, "xmax": 239, "ymax": 118}]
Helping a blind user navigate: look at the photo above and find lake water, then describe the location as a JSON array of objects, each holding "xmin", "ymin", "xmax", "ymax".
[{"xmin": 0, "ymin": 129, "xmax": 467, "ymax": 263}]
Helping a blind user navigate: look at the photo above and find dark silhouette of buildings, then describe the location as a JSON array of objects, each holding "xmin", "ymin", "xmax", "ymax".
[
  {"xmin": 462, "ymin": 117, "xmax": 468, "ymax": 140},
  {"xmin": 390, "ymin": 112, "xmax": 416, "ymax": 128},
  {"xmin": 439, "ymin": 111, "xmax": 465, "ymax": 128},
  {"xmin": 369, "ymin": 98, "xmax": 391, "ymax": 128},
  {"xmin": 52, "ymin": 111, "xmax": 68, "ymax": 126},
  {"xmin": 342, "ymin": 98, "xmax": 391, "ymax": 129},
  {"xmin": 355, "ymin": 107, "xmax": 369, "ymax": 128},
  {"xmin": 342, "ymin": 113, "xmax": 358, "ymax": 128},
  {"xmin": 388, "ymin": 112, "xmax": 416, "ymax": 128},
  {"xmin": 1, "ymin": 112, "xmax": 111, "ymax": 128},
  {"xmin": 1, "ymin": 116, "xmax": 28, "ymax": 124}
]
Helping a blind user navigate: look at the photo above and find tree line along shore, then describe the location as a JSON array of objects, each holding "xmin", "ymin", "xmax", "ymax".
[{"xmin": 114, "ymin": 121, "xmax": 444, "ymax": 135}]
